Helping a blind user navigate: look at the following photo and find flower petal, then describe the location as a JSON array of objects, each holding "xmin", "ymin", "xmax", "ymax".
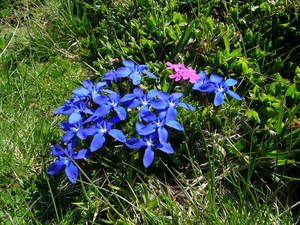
[
  {"xmin": 116, "ymin": 67, "xmax": 132, "ymax": 77},
  {"xmin": 178, "ymin": 102, "xmax": 195, "ymax": 111},
  {"xmin": 47, "ymin": 158, "xmax": 65, "ymax": 175},
  {"xmin": 150, "ymin": 99, "xmax": 168, "ymax": 109},
  {"xmin": 94, "ymin": 96, "xmax": 109, "ymax": 105},
  {"xmin": 157, "ymin": 143, "xmax": 174, "ymax": 154},
  {"xmin": 120, "ymin": 93, "xmax": 136, "ymax": 102},
  {"xmin": 158, "ymin": 127, "xmax": 168, "ymax": 145},
  {"xmin": 94, "ymin": 105, "xmax": 111, "ymax": 117},
  {"xmin": 133, "ymin": 88, "xmax": 144, "ymax": 97},
  {"xmin": 61, "ymin": 131, "xmax": 74, "ymax": 143},
  {"xmin": 131, "ymin": 72, "xmax": 142, "ymax": 85},
  {"xmin": 65, "ymin": 162, "xmax": 78, "ymax": 183},
  {"xmin": 126, "ymin": 138, "xmax": 147, "ymax": 149},
  {"xmin": 114, "ymin": 106, "xmax": 127, "ymax": 120},
  {"xmin": 90, "ymin": 134, "xmax": 106, "ymax": 152},
  {"xmin": 82, "ymin": 80, "xmax": 93, "ymax": 90},
  {"xmin": 69, "ymin": 112, "xmax": 82, "ymax": 124},
  {"xmin": 143, "ymin": 146, "xmax": 155, "ymax": 168},
  {"xmin": 209, "ymin": 74, "xmax": 223, "ymax": 84},
  {"xmin": 52, "ymin": 144, "xmax": 65, "ymax": 157},
  {"xmin": 122, "ymin": 60, "xmax": 135, "ymax": 67},
  {"xmin": 72, "ymin": 88, "xmax": 90, "ymax": 97},
  {"xmin": 224, "ymin": 78, "xmax": 238, "ymax": 87},
  {"xmin": 166, "ymin": 120, "xmax": 183, "ymax": 131},
  {"xmin": 108, "ymin": 129, "xmax": 126, "ymax": 142},
  {"xmin": 72, "ymin": 149, "xmax": 92, "ymax": 160},
  {"xmin": 226, "ymin": 90, "xmax": 242, "ymax": 101},
  {"xmin": 142, "ymin": 69, "xmax": 157, "ymax": 79},
  {"xmin": 214, "ymin": 91, "xmax": 225, "ymax": 106},
  {"xmin": 77, "ymin": 129, "xmax": 87, "ymax": 140}
]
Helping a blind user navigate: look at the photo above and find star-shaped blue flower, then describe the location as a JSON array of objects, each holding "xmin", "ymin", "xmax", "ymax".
[
  {"xmin": 47, "ymin": 144, "xmax": 92, "ymax": 183},
  {"xmin": 116, "ymin": 60, "xmax": 157, "ymax": 85},
  {"xmin": 209, "ymin": 74, "xmax": 242, "ymax": 106}
]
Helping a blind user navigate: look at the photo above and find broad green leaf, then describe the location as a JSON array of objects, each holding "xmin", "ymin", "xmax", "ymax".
[{"xmin": 247, "ymin": 110, "xmax": 261, "ymax": 124}]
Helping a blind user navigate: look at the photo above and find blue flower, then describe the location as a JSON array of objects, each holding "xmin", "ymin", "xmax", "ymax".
[
  {"xmin": 137, "ymin": 111, "xmax": 183, "ymax": 145},
  {"xmin": 126, "ymin": 133, "xmax": 174, "ymax": 168},
  {"xmin": 47, "ymin": 144, "xmax": 92, "ymax": 183},
  {"xmin": 120, "ymin": 88, "xmax": 166, "ymax": 121},
  {"xmin": 209, "ymin": 74, "xmax": 242, "ymax": 106},
  {"xmin": 59, "ymin": 119, "xmax": 93, "ymax": 143},
  {"xmin": 155, "ymin": 92, "xmax": 195, "ymax": 120},
  {"xmin": 116, "ymin": 60, "xmax": 157, "ymax": 85},
  {"xmin": 94, "ymin": 92, "xmax": 126, "ymax": 120},
  {"xmin": 192, "ymin": 71, "xmax": 215, "ymax": 93},
  {"xmin": 89, "ymin": 119, "xmax": 126, "ymax": 152},
  {"xmin": 72, "ymin": 79, "xmax": 114, "ymax": 101},
  {"xmin": 103, "ymin": 69, "xmax": 123, "ymax": 83}
]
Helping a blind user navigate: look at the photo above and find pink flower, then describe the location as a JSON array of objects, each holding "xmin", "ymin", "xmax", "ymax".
[
  {"xmin": 182, "ymin": 69, "xmax": 200, "ymax": 84},
  {"xmin": 166, "ymin": 62, "xmax": 186, "ymax": 72},
  {"xmin": 169, "ymin": 71, "xmax": 182, "ymax": 81}
]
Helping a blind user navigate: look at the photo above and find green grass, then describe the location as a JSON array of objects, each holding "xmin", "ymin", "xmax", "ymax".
[{"xmin": 0, "ymin": 0, "xmax": 300, "ymax": 224}]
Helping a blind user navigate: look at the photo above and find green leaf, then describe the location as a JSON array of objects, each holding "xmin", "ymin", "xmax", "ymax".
[
  {"xmin": 246, "ymin": 110, "xmax": 261, "ymax": 124},
  {"xmin": 245, "ymin": 14, "xmax": 257, "ymax": 23},
  {"xmin": 286, "ymin": 84, "xmax": 296, "ymax": 97}
]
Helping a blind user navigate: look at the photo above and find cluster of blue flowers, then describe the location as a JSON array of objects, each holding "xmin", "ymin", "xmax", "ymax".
[
  {"xmin": 47, "ymin": 60, "xmax": 195, "ymax": 183},
  {"xmin": 47, "ymin": 60, "xmax": 241, "ymax": 183}
]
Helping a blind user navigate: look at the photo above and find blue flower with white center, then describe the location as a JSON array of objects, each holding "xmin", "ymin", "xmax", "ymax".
[
  {"xmin": 93, "ymin": 92, "xmax": 126, "ymax": 120},
  {"xmin": 47, "ymin": 144, "xmax": 92, "ymax": 183},
  {"xmin": 155, "ymin": 92, "xmax": 195, "ymax": 120},
  {"xmin": 116, "ymin": 60, "xmax": 157, "ymax": 85},
  {"xmin": 208, "ymin": 74, "xmax": 242, "ymax": 106},
  {"xmin": 72, "ymin": 79, "xmax": 114, "ymax": 101},
  {"xmin": 120, "ymin": 88, "xmax": 166, "ymax": 121},
  {"xmin": 137, "ymin": 111, "xmax": 184, "ymax": 145},
  {"xmin": 192, "ymin": 71, "xmax": 215, "ymax": 93},
  {"xmin": 126, "ymin": 133, "xmax": 174, "ymax": 168},
  {"xmin": 59, "ymin": 119, "xmax": 92, "ymax": 143},
  {"xmin": 88, "ymin": 119, "xmax": 126, "ymax": 152}
]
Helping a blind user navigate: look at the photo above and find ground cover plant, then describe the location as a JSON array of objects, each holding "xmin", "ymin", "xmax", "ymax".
[{"xmin": 1, "ymin": 0, "xmax": 300, "ymax": 224}]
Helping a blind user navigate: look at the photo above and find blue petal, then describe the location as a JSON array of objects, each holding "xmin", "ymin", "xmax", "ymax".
[
  {"xmin": 67, "ymin": 137, "xmax": 78, "ymax": 150},
  {"xmin": 209, "ymin": 74, "xmax": 223, "ymax": 84},
  {"xmin": 148, "ymin": 89, "xmax": 158, "ymax": 98},
  {"xmin": 69, "ymin": 112, "xmax": 82, "ymax": 124},
  {"xmin": 90, "ymin": 134, "xmax": 106, "ymax": 152},
  {"xmin": 142, "ymin": 69, "xmax": 157, "ymax": 79},
  {"xmin": 72, "ymin": 88, "xmax": 90, "ymax": 97},
  {"xmin": 131, "ymin": 72, "xmax": 142, "ymax": 85},
  {"xmin": 123, "ymin": 99, "xmax": 141, "ymax": 108},
  {"xmin": 141, "ymin": 111, "xmax": 156, "ymax": 123},
  {"xmin": 166, "ymin": 120, "xmax": 183, "ymax": 131},
  {"xmin": 157, "ymin": 92, "xmax": 169, "ymax": 100},
  {"xmin": 143, "ymin": 146, "xmax": 155, "ymax": 168},
  {"xmin": 224, "ymin": 78, "xmax": 238, "ymax": 87},
  {"xmin": 136, "ymin": 123, "xmax": 156, "ymax": 136},
  {"xmin": 126, "ymin": 138, "xmax": 147, "ymax": 149},
  {"xmin": 198, "ymin": 71, "xmax": 207, "ymax": 80},
  {"xmin": 83, "ymin": 125, "xmax": 97, "ymax": 136},
  {"xmin": 120, "ymin": 93, "xmax": 136, "ymax": 102},
  {"xmin": 65, "ymin": 162, "xmax": 78, "ymax": 183},
  {"xmin": 108, "ymin": 129, "xmax": 126, "ymax": 142},
  {"xmin": 178, "ymin": 102, "xmax": 195, "ymax": 111},
  {"xmin": 166, "ymin": 107, "xmax": 177, "ymax": 121},
  {"xmin": 199, "ymin": 83, "xmax": 216, "ymax": 93},
  {"xmin": 226, "ymin": 90, "xmax": 242, "ymax": 101},
  {"xmin": 158, "ymin": 127, "xmax": 168, "ymax": 145},
  {"xmin": 94, "ymin": 105, "xmax": 111, "ymax": 117},
  {"xmin": 52, "ymin": 144, "xmax": 65, "ymax": 157},
  {"xmin": 95, "ymin": 81, "xmax": 107, "ymax": 90},
  {"xmin": 72, "ymin": 149, "xmax": 92, "ymax": 160},
  {"xmin": 214, "ymin": 91, "xmax": 225, "ymax": 106},
  {"xmin": 82, "ymin": 80, "xmax": 93, "ymax": 90},
  {"xmin": 114, "ymin": 106, "xmax": 127, "ymax": 120},
  {"xmin": 171, "ymin": 93, "xmax": 183, "ymax": 99},
  {"xmin": 94, "ymin": 96, "xmax": 109, "ymax": 105},
  {"xmin": 116, "ymin": 67, "xmax": 132, "ymax": 77},
  {"xmin": 47, "ymin": 158, "xmax": 65, "ymax": 175},
  {"xmin": 77, "ymin": 129, "xmax": 87, "ymax": 140},
  {"xmin": 133, "ymin": 88, "xmax": 144, "ymax": 97},
  {"xmin": 109, "ymin": 116, "xmax": 121, "ymax": 125},
  {"xmin": 59, "ymin": 121, "xmax": 70, "ymax": 131},
  {"xmin": 83, "ymin": 108, "xmax": 95, "ymax": 115},
  {"xmin": 157, "ymin": 143, "xmax": 174, "ymax": 154},
  {"xmin": 61, "ymin": 131, "xmax": 74, "ymax": 143},
  {"xmin": 150, "ymin": 99, "xmax": 168, "ymax": 109},
  {"xmin": 123, "ymin": 60, "xmax": 135, "ymax": 68}
]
